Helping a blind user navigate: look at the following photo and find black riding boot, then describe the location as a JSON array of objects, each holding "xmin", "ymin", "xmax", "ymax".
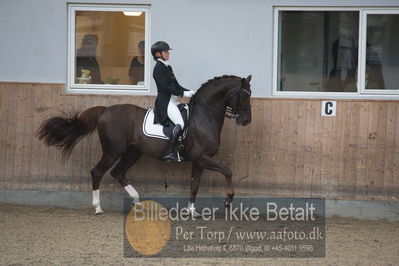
[{"xmin": 163, "ymin": 124, "xmax": 184, "ymax": 162}]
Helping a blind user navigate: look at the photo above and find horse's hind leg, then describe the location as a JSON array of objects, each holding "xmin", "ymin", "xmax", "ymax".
[
  {"xmin": 91, "ymin": 153, "xmax": 119, "ymax": 214},
  {"xmin": 110, "ymin": 146, "xmax": 142, "ymax": 204}
]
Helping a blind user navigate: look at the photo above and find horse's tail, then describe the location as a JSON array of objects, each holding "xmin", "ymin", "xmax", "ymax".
[{"xmin": 37, "ymin": 106, "xmax": 106, "ymax": 159}]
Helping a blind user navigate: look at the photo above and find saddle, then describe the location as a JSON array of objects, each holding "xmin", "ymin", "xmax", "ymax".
[{"xmin": 142, "ymin": 103, "xmax": 189, "ymax": 140}]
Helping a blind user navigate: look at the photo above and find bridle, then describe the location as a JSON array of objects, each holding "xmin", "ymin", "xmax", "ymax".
[
  {"xmin": 190, "ymin": 82, "xmax": 251, "ymax": 119},
  {"xmin": 225, "ymin": 84, "xmax": 251, "ymax": 119}
]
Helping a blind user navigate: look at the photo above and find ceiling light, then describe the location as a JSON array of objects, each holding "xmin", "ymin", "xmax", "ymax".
[{"xmin": 123, "ymin": 11, "xmax": 142, "ymax": 16}]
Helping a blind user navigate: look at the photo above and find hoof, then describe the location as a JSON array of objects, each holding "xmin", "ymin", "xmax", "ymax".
[
  {"xmin": 94, "ymin": 207, "xmax": 104, "ymax": 215},
  {"xmin": 190, "ymin": 210, "xmax": 202, "ymax": 219},
  {"xmin": 131, "ymin": 198, "xmax": 140, "ymax": 207}
]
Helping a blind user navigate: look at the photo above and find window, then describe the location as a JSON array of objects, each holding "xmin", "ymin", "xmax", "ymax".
[
  {"xmin": 68, "ymin": 4, "xmax": 150, "ymax": 94},
  {"xmin": 274, "ymin": 8, "xmax": 399, "ymax": 96},
  {"xmin": 362, "ymin": 11, "xmax": 399, "ymax": 93}
]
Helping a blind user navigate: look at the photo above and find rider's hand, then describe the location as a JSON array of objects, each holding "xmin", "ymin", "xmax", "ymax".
[{"xmin": 183, "ymin": 90, "xmax": 195, "ymax": 98}]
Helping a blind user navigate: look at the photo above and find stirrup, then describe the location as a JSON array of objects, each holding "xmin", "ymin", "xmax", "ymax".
[{"xmin": 163, "ymin": 152, "xmax": 184, "ymax": 162}]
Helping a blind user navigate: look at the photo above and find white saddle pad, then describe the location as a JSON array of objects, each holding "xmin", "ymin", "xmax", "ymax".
[
  {"xmin": 142, "ymin": 107, "xmax": 189, "ymax": 140},
  {"xmin": 142, "ymin": 109, "xmax": 169, "ymax": 140}
]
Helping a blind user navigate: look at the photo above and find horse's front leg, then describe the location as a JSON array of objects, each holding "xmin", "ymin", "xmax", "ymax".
[
  {"xmin": 189, "ymin": 164, "xmax": 204, "ymax": 217},
  {"xmin": 197, "ymin": 155, "xmax": 234, "ymax": 207}
]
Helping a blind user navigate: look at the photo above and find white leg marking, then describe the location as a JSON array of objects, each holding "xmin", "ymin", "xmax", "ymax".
[
  {"xmin": 124, "ymin": 185, "xmax": 140, "ymax": 203},
  {"xmin": 188, "ymin": 202, "xmax": 201, "ymax": 218},
  {"xmin": 92, "ymin": 190, "xmax": 104, "ymax": 215}
]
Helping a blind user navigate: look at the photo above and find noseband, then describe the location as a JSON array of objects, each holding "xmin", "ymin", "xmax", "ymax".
[{"xmin": 225, "ymin": 85, "xmax": 251, "ymax": 120}]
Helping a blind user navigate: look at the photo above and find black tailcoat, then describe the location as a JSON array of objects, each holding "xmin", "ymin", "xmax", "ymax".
[{"xmin": 153, "ymin": 60, "xmax": 189, "ymax": 125}]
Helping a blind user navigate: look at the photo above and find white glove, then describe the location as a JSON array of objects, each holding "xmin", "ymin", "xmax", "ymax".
[{"xmin": 183, "ymin": 90, "xmax": 195, "ymax": 98}]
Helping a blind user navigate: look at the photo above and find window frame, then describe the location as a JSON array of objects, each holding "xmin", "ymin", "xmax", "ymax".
[
  {"xmin": 67, "ymin": 4, "xmax": 151, "ymax": 95},
  {"xmin": 272, "ymin": 6, "xmax": 399, "ymax": 97}
]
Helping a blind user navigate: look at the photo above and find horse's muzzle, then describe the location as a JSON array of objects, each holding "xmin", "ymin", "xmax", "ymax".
[
  {"xmin": 241, "ymin": 118, "xmax": 251, "ymax": 126},
  {"xmin": 236, "ymin": 118, "xmax": 251, "ymax": 126}
]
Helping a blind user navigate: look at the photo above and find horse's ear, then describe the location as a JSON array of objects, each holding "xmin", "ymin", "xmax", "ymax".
[
  {"xmin": 246, "ymin": 75, "xmax": 252, "ymax": 83},
  {"xmin": 241, "ymin": 78, "xmax": 247, "ymax": 88}
]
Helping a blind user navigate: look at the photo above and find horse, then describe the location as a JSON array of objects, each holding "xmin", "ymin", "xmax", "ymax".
[{"xmin": 37, "ymin": 75, "xmax": 252, "ymax": 215}]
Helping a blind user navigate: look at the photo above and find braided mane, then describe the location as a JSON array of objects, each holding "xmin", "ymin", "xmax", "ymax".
[{"xmin": 195, "ymin": 75, "xmax": 240, "ymax": 95}]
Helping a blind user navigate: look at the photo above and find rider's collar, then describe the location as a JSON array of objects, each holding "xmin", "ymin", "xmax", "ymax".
[{"xmin": 157, "ymin": 58, "xmax": 169, "ymax": 66}]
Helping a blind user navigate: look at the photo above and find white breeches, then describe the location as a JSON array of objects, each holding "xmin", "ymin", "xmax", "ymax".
[{"xmin": 167, "ymin": 96, "xmax": 184, "ymax": 128}]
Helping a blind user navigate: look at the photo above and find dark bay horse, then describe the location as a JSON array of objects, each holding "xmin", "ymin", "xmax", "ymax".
[{"xmin": 38, "ymin": 75, "xmax": 252, "ymax": 215}]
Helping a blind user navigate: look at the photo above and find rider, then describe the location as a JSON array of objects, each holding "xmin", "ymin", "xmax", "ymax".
[{"xmin": 151, "ymin": 41, "xmax": 195, "ymax": 161}]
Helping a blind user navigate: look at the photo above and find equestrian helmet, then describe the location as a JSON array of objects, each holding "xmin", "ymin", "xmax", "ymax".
[{"xmin": 151, "ymin": 41, "xmax": 171, "ymax": 59}]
